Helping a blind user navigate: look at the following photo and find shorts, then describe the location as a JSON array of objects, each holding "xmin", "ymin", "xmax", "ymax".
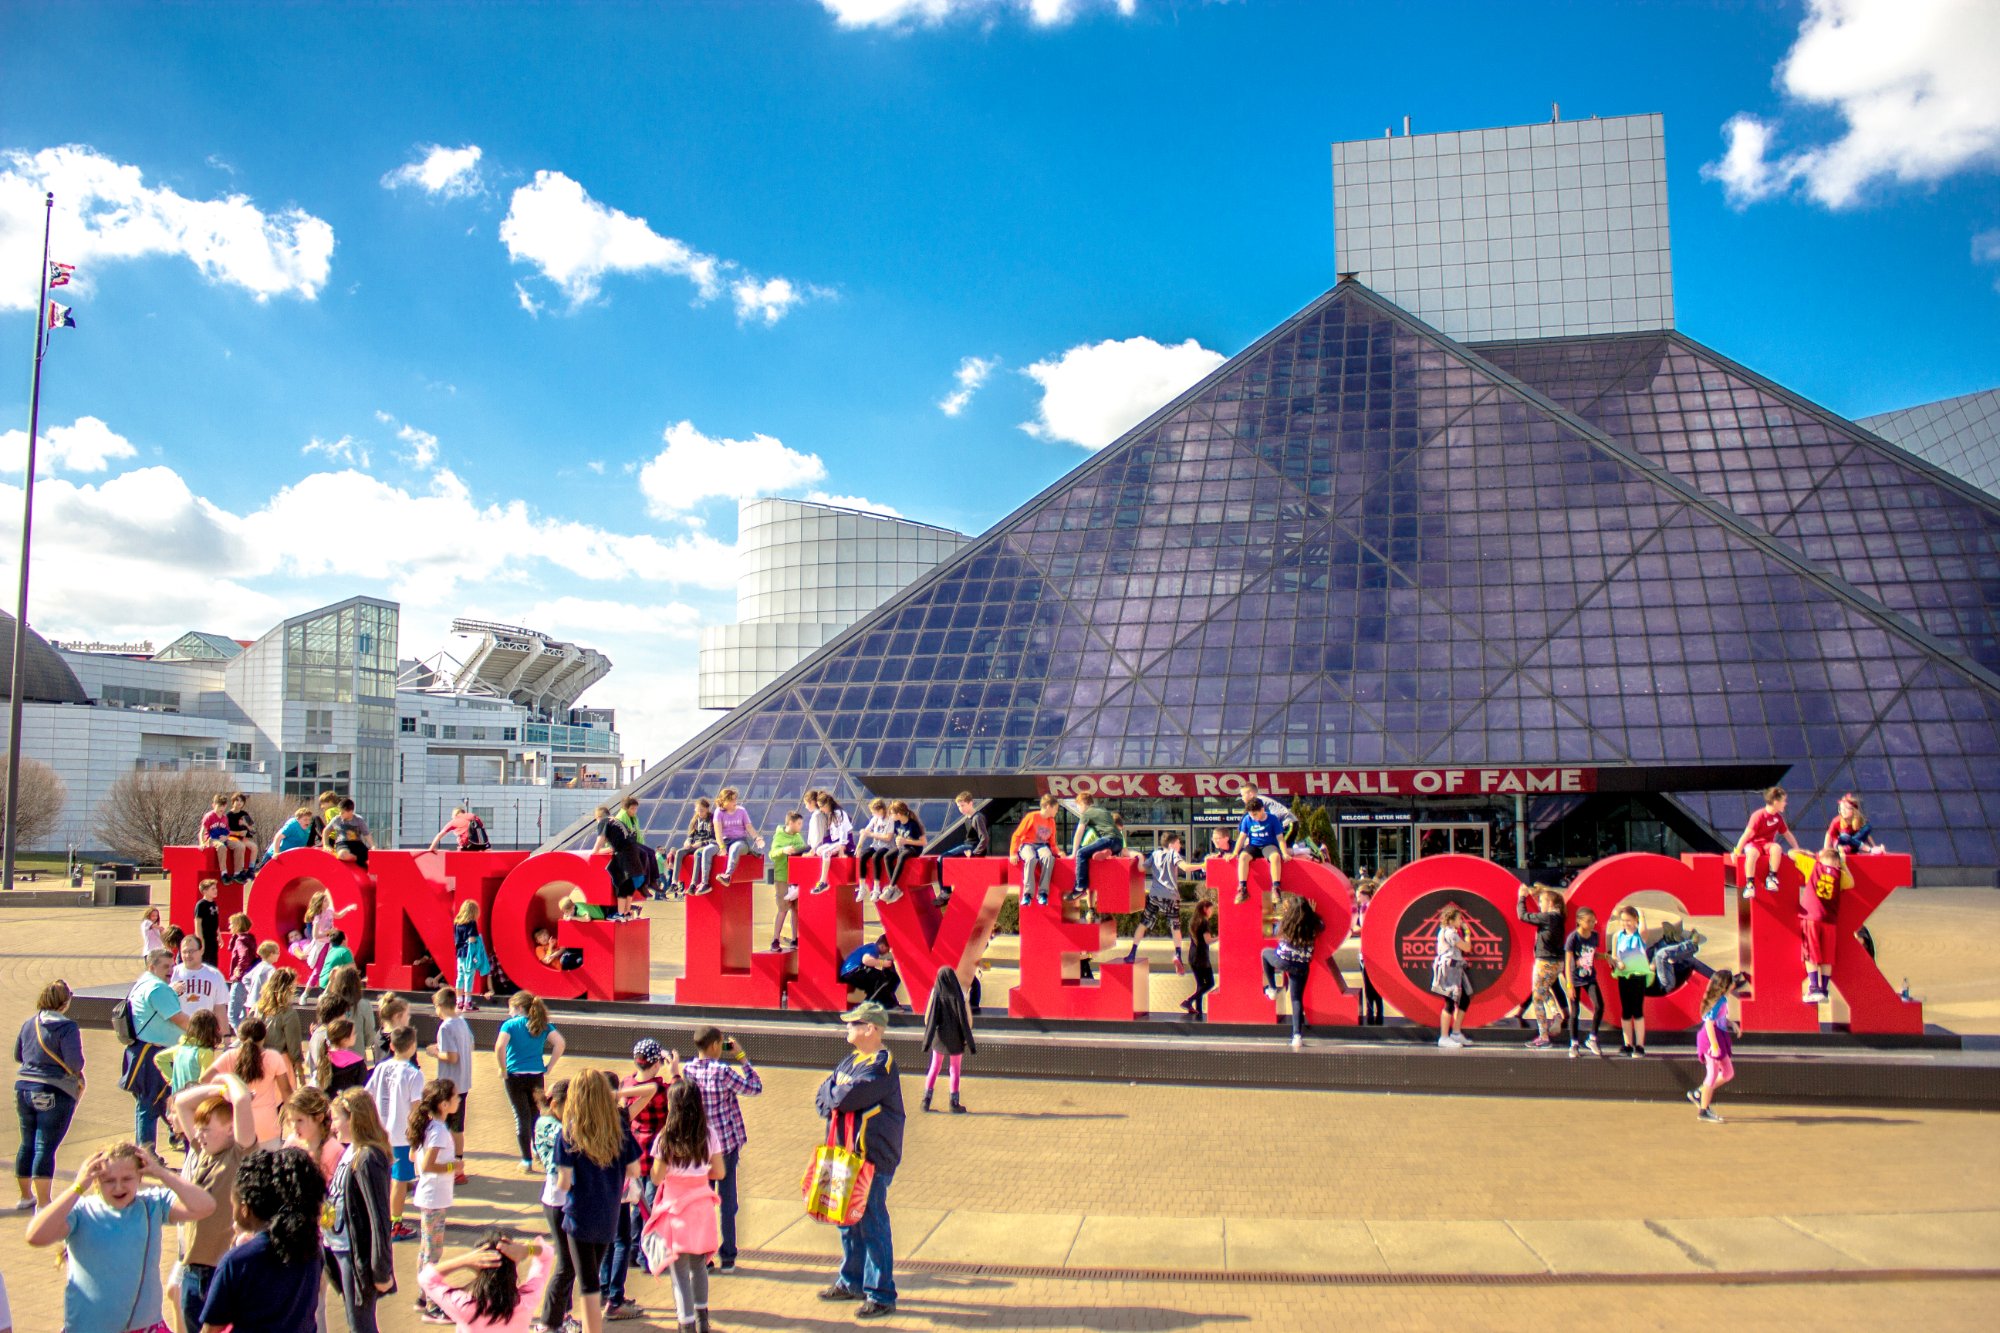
[
  {"xmin": 392, "ymin": 1144, "xmax": 416, "ymax": 1182},
  {"xmin": 1140, "ymin": 896, "xmax": 1181, "ymax": 933},
  {"xmin": 1802, "ymin": 917, "xmax": 1837, "ymax": 968},
  {"xmin": 445, "ymin": 1097, "xmax": 467, "ymax": 1133}
]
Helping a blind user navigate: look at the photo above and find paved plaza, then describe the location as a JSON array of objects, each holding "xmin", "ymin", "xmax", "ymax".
[{"xmin": 0, "ymin": 887, "xmax": 1994, "ymax": 1330}]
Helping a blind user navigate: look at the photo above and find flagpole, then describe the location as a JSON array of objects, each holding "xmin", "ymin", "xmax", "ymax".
[{"xmin": 2, "ymin": 191, "xmax": 54, "ymax": 891}]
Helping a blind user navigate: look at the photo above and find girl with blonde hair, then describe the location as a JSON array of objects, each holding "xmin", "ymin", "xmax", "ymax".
[{"xmin": 538, "ymin": 1070, "xmax": 640, "ymax": 1333}]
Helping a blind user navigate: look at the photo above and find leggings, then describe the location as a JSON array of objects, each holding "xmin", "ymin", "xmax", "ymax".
[
  {"xmin": 667, "ymin": 1250, "xmax": 711, "ymax": 1324},
  {"xmin": 1615, "ymin": 973, "xmax": 1650, "ymax": 1024},
  {"xmin": 1360, "ymin": 970, "xmax": 1385, "ymax": 1025},
  {"xmin": 418, "ymin": 1207, "xmax": 448, "ymax": 1271},
  {"xmin": 539, "ymin": 1206, "xmax": 610, "ymax": 1326},
  {"xmin": 1188, "ymin": 965, "xmax": 1215, "ymax": 1019},
  {"xmin": 882, "ymin": 847, "xmax": 918, "ymax": 889},
  {"xmin": 1571, "ymin": 976, "xmax": 1604, "ymax": 1037},
  {"xmin": 504, "ymin": 1073, "xmax": 544, "ymax": 1161},
  {"xmin": 857, "ymin": 844, "xmax": 894, "ymax": 882},
  {"xmin": 1438, "ymin": 989, "xmax": 1467, "ymax": 1017},
  {"xmin": 1019, "ymin": 845, "xmax": 1054, "ymax": 898},
  {"xmin": 1260, "ymin": 949, "xmax": 1311, "ymax": 1039},
  {"xmin": 925, "ymin": 1051, "xmax": 962, "ymax": 1096}
]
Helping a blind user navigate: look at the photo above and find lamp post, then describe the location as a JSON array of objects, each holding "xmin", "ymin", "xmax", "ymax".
[{"xmin": 2, "ymin": 192, "xmax": 55, "ymax": 891}]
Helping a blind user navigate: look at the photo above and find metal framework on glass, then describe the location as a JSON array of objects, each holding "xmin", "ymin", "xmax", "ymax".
[{"xmin": 575, "ymin": 283, "xmax": 2000, "ymax": 876}]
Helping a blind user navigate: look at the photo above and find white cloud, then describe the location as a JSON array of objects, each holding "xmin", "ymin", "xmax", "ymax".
[
  {"xmin": 395, "ymin": 424, "xmax": 439, "ymax": 469},
  {"xmin": 513, "ymin": 596, "xmax": 704, "ymax": 639},
  {"xmin": 1976, "ymin": 228, "xmax": 2000, "ymax": 292},
  {"xmin": 938, "ymin": 355, "xmax": 997, "ymax": 416},
  {"xmin": 1704, "ymin": 0, "xmax": 2000, "ymax": 208},
  {"xmin": 1019, "ymin": 335, "xmax": 1225, "ymax": 449},
  {"xmin": 805, "ymin": 491, "xmax": 903, "ymax": 517},
  {"xmin": 302, "ymin": 434, "xmax": 370, "ymax": 468},
  {"xmin": 637, "ymin": 419, "xmax": 827, "ymax": 517},
  {"xmin": 0, "ymin": 415, "xmax": 138, "ymax": 475},
  {"xmin": 731, "ymin": 275, "xmax": 818, "ymax": 325},
  {"xmin": 820, "ymin": 0, "xmax": 1136, "ymax": 28},
  {"xmin": 381, "ymin": 144, "xmax": 484, "ymax": 199},
  {"xmin": 0, "ymin": 145, "xmax": 334, "ymax": 310},
  {"xmin": 500, "ymin": 170, "xmax": 821, "ymax": 320}
]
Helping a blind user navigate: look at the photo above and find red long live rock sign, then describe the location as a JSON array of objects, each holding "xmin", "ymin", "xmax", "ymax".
[{"xmin": 160, "ymin": 845, "xmax": 1923, "ymax": 1033}]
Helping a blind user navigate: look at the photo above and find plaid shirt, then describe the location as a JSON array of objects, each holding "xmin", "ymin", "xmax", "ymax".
[
  {"xmin": 623, "ymin": 1072, "xmax": 669, "ymax": 1153},
  {"xmin": 684, "ymin": 1055, "xmax": 763, "ymax": 1154}
]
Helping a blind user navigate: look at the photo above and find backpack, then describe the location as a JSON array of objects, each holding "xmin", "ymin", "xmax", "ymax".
[
  {"xmin": 111, "ymin": 998, "xmax": 137, "ymax": 1046},
  {"xmin": 462, "ymin": 815, "xmax": 490, "ymax": 851}
]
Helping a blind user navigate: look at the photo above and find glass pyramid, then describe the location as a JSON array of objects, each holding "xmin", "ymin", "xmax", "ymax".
[
  {"xmin": 597, "ymin": 284, "xmax": 2000, "ymax": 873},
  {"xmin": 1478, "ymin": 332, "xmax": 2000, "ymax": 676}
]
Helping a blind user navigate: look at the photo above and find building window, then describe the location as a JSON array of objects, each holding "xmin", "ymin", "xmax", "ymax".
[
  {"xmin": 422, "ymin": 724, "xmax": 437, "ymax": 738},
  {"xmin": 101, "ymin": 684, "xmax": 182, "ymax": 713},
  {"xmin": 226, "ymin": 742, "xmax": 252, "ymax": 763},
  {"xmin": 441, "ymin": 725, "xmax": 458, "ymax": 740},
  {"xmin": 305, "ymin": 708, "xmax": 333, "ymax": 740},
  {"xmin": 502, "ymin": 727, "xmax": 517, "ymax": 741},
  {"xmin": 399, "ymin": 716, "xmax": 417, "ymax": 733}
]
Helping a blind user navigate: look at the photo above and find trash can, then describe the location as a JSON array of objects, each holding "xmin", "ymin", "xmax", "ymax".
[{"xmin": 92, "ymin": 869, "xmax": 118, "ymax": 907}]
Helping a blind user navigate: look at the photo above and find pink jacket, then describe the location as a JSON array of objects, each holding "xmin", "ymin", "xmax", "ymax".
[{"xmin": 418, "ymin": 1251, "xmax": 549, "ymax": 1332}]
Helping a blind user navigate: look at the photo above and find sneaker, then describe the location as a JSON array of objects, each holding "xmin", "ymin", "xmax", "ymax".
[
  {"xmin": 453, "ymin": 1169, "xmax": 468, "ymax": 1187},
  {"xmin": 688, "ymin": 882, "xmax": 713, "ymax": 897},
  {"xmin": 880, "ymin": 887, "xmax": 902, "ymax": 904},
  {"xmin": 390, "ymin": 1220, "xmax": 418, "ymax": 1242},
  {"xmin": 1289, "ymin": 1034, "xmax": 1303, "ymax": 1050},
  {"xmin": 604, "ymin": 1301, "xmax": 641, "ymax": 1321},
  {"xmin": 868, "ymin": 887, "xmax": 882, "ymax": 903},
  {"xmin": 1697, "ymin": 1107, "xmax": 1724, "ymax": 1123},
  {"xmin": 1619, "ymin": 1043, "xmax": 1632, "ymax": 1057},
  {"xmin": 1528, "ymin": 1036, "xmax": 1552, "ymax": 1049},
  {"xmin": 811, "ymin": 882, "xmax": 830, "ymax": 895},
  {"xmin": 856, "ymin": 1301, "xmax": 896, "ymax": 1320},
  {"xmin": 520, "ymin": 1159, "xmax": 536, "ymax": 1173},
  {"xmin": 784, "ymin": 885, "xmax": 800, "ymax": 902},
  {"xmin": 1450, "ymin": 1032, "xmax": 1472, "ymax": 1047},
  {"xmin": 1586, "ymin": 1036, "xmax": 1601, "ymax": 1055},
  {"xmin": 1036, "ymin": 892, "xmax": 1049, "ymax": 906},
  {"xmin": 1741, "ymin": 884, "xmax": 1755, "ymax": 898},
  {"xmin": 854, "ymin": 886, "xmax": 868, "ymax": 903},
  {"xmin": 1765, "ymin": 872, "xmax": 1780, "ymax": 891},
  {"xmin": 717, "ymin": 1258, "xmax": 736, "ymax": 1272},
  {"xmin": 1633, "ymin": 1046, "xmax": 1647, "ymax": 1058},
  {"xmin": 1437, "ymin": 1034, "xmax": 1458, "ymax": 1049},
  {"xmin": 1569, "ymin": 1044, "xmax": 1581, "ymax": 1058},
  {"xmin": 11, "ymin": 1197, "xmax": 31, "ymax": 1211},
  {"xmin": 1686, "ymin": 1089, "xmax": 1702, "ymax": 1106},
  {"xmin": 1263, "ymin": 985, "xmax": 1279, "ymax": 1001},
  {"xmin": 1121, "ymin": 951, "xmax": 1138, "ymax": 967},
  {"xmin": 818, "ymin": 1285, "xmax": 860, "ymax": 1302}
]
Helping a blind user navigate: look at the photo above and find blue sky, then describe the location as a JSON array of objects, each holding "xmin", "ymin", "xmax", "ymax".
[{"xmin": 1, "ymin": 0, "xmax": 1995, "ymax": 763}]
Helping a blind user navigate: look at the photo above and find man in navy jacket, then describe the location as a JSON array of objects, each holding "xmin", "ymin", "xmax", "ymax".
[{"xmin": 814, "ymin": 1000, "xmax": 905, "ymax": 1319}]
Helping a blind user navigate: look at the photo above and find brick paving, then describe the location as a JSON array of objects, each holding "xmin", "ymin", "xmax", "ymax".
[{"xmin": 0, "ymin": 889, "xmax": 1993, "ymax": 1329}]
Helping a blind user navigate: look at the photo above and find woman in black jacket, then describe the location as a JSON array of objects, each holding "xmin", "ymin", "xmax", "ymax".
[
  {"xmin": 920, "ymin": 969, "xmax": 975, "ymax": 1113},
  {"xmin": 325, "ymin": 1088, "xmax": 396, "ymax": 1331}
]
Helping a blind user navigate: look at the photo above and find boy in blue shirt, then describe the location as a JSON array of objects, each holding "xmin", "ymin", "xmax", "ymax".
[{"xmin": 1235, "ymin": 798, "xmax": 1287, "ymax": 906}]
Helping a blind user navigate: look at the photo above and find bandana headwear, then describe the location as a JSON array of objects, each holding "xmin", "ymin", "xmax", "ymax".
[{"xmin": 632, "ymin": 1039, "xmax": 665, "ymax": 1066}]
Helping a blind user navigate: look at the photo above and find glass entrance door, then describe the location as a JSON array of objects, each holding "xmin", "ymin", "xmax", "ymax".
[
  {"xmin": 1414, "ymin": 823, "xmax": 1490, "ymax": 861},
  {"xmin": 1339, "ymin": 824, "xmax": 1409, "ymax": 879}
]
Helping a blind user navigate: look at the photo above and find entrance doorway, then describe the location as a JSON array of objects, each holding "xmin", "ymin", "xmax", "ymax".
[
  {"xmin": 1414, "ymin": 822, "xmax": 1490, "ymax": 861},
  {"xmin": 1124, "ymin": 824, "xmax": 1193, "ymax": 858},
  {"xmin": 1339, "ymin": 824, "xmax": 1409, "ymax": 880}
]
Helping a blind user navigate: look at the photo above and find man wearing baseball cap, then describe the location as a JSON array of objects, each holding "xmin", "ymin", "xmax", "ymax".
[{"xmin": 814, "ymin": 1000, "xmax": 905, "ymax": 1319}]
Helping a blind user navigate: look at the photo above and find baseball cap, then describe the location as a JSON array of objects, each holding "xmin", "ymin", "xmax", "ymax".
[
  {"xmin": 632, "ymin": 1039, "xmax": 664, "ymax": 1066},
  {"xmin": 839, "ymin": 1001, "xmax": 889, "ymax": 1027}
]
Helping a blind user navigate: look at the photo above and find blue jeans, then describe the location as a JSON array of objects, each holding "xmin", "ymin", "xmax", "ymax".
[
  {"xmin": 1260, "ymin": 949, "xmax": 1311, "ymax": 1039},
  {"xmin": 715, "ymin": 1147, "xmax": 741, "ymax": 1263},
  {"xmin": 228, "ymin": 977, "xmax": 252, "ymax": 1029},
  {"xmin": 14, "ymin": 1083, "xmax": 77, "ymax": 1179},
  {"xmin": 180, "ymin": 1261, "xmax": 217, "ymax": 1332},
  {"xmin": 1073, "ymin": 837, "xmax": 1124, "ymax": 891},
  {"xmin": 133, "ymin": 1093, "xmax": 162, "ymax": 1150},
  {"xmin": 837, "ymin": 1169, "xmax": 895, "ymax": 1307},
  {"xmin": 599, "ymin": 1193, "xmax": 642, "ymax": 1304}
]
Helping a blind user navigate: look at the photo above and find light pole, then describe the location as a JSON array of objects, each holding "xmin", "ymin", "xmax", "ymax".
[{"xmin": 2, "ymin": 192, "xmax": 55, "ymax": 891}]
